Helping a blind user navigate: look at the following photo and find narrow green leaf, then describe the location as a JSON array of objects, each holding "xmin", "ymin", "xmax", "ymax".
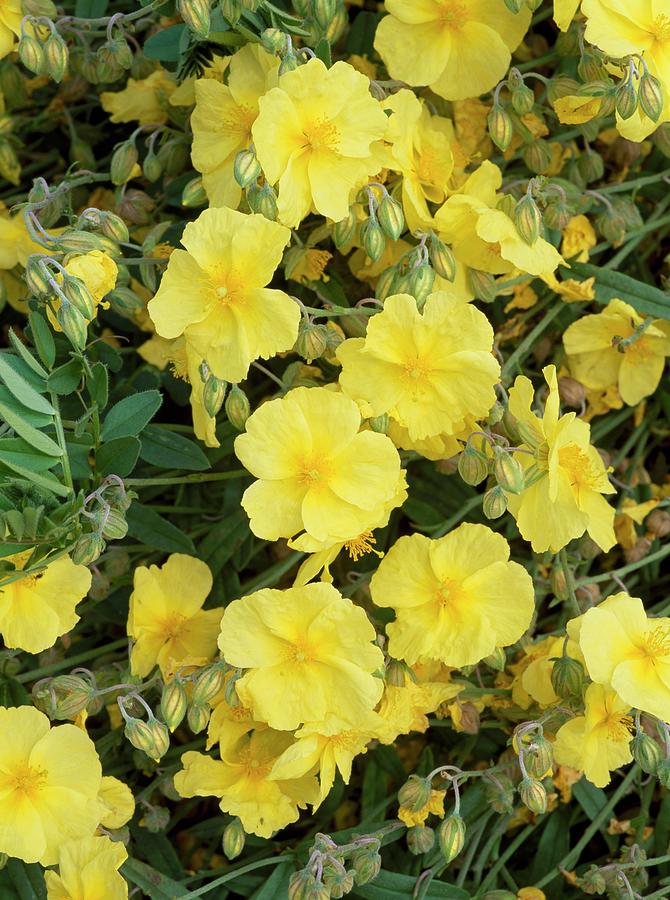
[
  {"xmin": 0, "ymin": 459, "xmax": 69, "ymax": 497},
  {"xmin": 315, "ymin": 37, "xmax": 332, "ymax": 67},
  {"xmin": 563, "ymin": 261, "xmax": 670, "ymax": 319},
  {"xmin": 352, "ymin": 871, "xmax": 469, "ymax": 899},
  {"xmin": 8, "ymin": 329, "xmax": 48, "ymax": 379},
  {"xmin": 27, "ymin": 312, "xmax": 56, "ymax": 369},
  {"xmin": 0, "ymin": 401, "xmax": 61, "ymax": 456},
  {"xmin": 127, "ymin": 502, "xmax": 196, "ymax": 555},
  {"xmin": 140, "ymin": 425, "xmax": 210, "ymax": 471},
  {"xmin": 101, "ymin": 390, "xmax": 162, "ymax": 441},
  {"xmin": 121, "ymin": 859, "xmax": 184, "ymax": 900},
  {"xmin": 96, "ymin": 436, "xmax": 141, "ymax": 478},
  {"xmin": 0, "ymin": 859, "xmax": 47, "ymax": 900},
  {"xmin": 251, "ymin": 861, "xmax": 292, "ymax": 899},
  {"xmin": 0, "ymin": 437, "xmax": 59, "ymax": 472},
  {"xmin": 0, "ymin": 354, "xmax": 54, "ymax": 415}
]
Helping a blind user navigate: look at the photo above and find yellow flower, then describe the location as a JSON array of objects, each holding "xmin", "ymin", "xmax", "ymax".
[
  {"xmin": 169, "ymin": 54, "xmax": 230, "ymax": 107},
  {"xmin": 175, "ymin": 730, "xmax": 319, "ymax": 837},
  {"xmin": 45, "ymin": 835, "xmax": 128, "ymax": 900},
  {"xmin": 383, "ymin": 89, "xmax": 456, "ymax": 232},
  {"xmin": 434, "ymin": 162, "xmax": 563, "ymax": 277},
  {"xmin": 101, "ymin": 69, "xmax": 176, "ymax": 125},
  {"xmin": 554, "ymin": 0, "xmax": 581, "ymax": 30},
  {"xmin": 374, "ymin": 0, "xmax": 530, "ymax": 101},
  {"xmin": 206, "ymin": 679, "xmax": 265, "ymax": 755},
  {"xmin": 387, "ymin": 420, "xmax": 471, "ymax": 461},
  {"xmin": 563, "ymin": 299, "xmax": 670, "ymax": 406},
  {"xmin": 97, "ymin": 776, "xmax": 135, "ymax": 831},
  {"xmin": 505, "ymin": 365, "xmax": 616, "ymax": 553},
  {"xmin": 128, "ymin": 553, "xmax": 222, "ymax": 678},
  {"xmin": 0, "ymin": 0, "xmax": 21, "ymax": 59},
  {"xmin": 370, "ymin": 523, "xmax": 534, "ymax": 666},
  {"xmin": 553, "ymin": 684, "xmax": 633, "ymax": 788},
  {"xmin": 234, "ymin": 386, "xmax": 406, "ymax": 544},
  {"xmin": 561, "ymin": 214, "xmax": 596, "ymax": 262},
  {"xmin": 138, "ymin": 333, "xmax": 219, "ymax": 447},
  {"xmin": 218, "ymin": 582, "xmax": 384, "ymax": 730},
  {"xmin": 337, "ymin": 292, "xmax": 499, "ymax": 441},
  {"xmin": 285, "ymin": 247, "xmax": 332, "ymax": 284},
  {"xmin": 0, "ymin": 552, "xmax": 91, "ymax": 653},
  {"xmin": 0, "ymin": 706, "xmax": 103, "ymax": 864},
  {"xmin": 269, "ymin": 716, "xmax": 379, "ymax": 809},
  {"xmin": 0, "ymin": 207, "xmax": 43, "ymax": 270},
  {"xmin": 398, "ymin": 789, "xmax": 446, "ymax": 828},
  {"xmin": 510, "ymin": 636, "xmax": 569, "ymax": 709},
  {"xmin": 553, "ymin": 94, "xmax": 603, "ymax": 124},
  {"xmin": 147, "ymin": 207, "xmax": 299, "ymax": 383},
  {"xmin": 252, "ymin": 58, "xmax": 388, "ymax": 227},
  {"xmin": 373, "ymin": 664, "xmax": 461, "ymax": 744},
  {"xmin": 48, "ymin": 250, "xmax": 119, "ymax": 331},
  {"xmin": 583, "ymin": 1, "xmax": 670, "ymax": 83},
  {"xmin": 191, "ymin": 44, "xmax": 278, "ymax": 208},
  {"xmin": 577, "ymin": 592, "xmax": 670, "ymax": 722}
]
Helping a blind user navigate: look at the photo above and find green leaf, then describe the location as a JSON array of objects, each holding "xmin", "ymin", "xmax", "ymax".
[
  {"xmin": 572, "ymin": 777, "xmax": 608, "ymax": 819},
  {"xmin": 121, "ymin": 858, "xmax": 185, "ymax": 900},
  {"xmin": 0, "ymin": 459, "xmax": 69, "ymax": 497},
  {"xmin": 251, "ymin": 861, "xmax": 292, "ymax": 899},
  {"xmin": 0, "ymin": 353, "xmax": 54, "ymax": 415},
  {"xmin": 345, "ymin": 10, "xmax": 382, "ymax": 56},
  {"xmin": 0, "ymin": 675, "xmax": 30, "ymax": 707},
  {"xmin": 96, "ymin": 436, "xmax": 141, "ymax": 477},
  {"xmin": 140, "ymin": 425, "xmax": 210, "ymax": 471},
  {"xmin": 0, "ymin": 400, "xmax": 61, "ymax": 456},
  {"xmin": 102, "ymin": 390, "xmax": 162, "ymax": 441},
  {"xmin": 8, "ymin": 329, "xmax": 48, "ymax": 379},
  {"xmin": 0, "ymin": 859, "xmax": 47, "ymax": 900},
  {"xmin": 86, "ymin": 362, "xmax": 109, "ymax": 410},
  {"xmin": 0, "ymin": 437, "xmax": 59, "ymax": 472},
  {"xmin": 127, "ymin": 502, "xmax": 196, "ymax": 554},
  {"xmin": 75, "ymin": 0, "xmax": 108, "ymax": 15},
  {"xmin": 47, "ymin": 359, "xmax": 83, "ymax": 395},
  {"xmin": 28, "ymin": 312, "xmax": 55, "ymax": 370},
  {"xmin": 352, "ymin": 871, "xmax": 469, "ymax": 899},
  {"xmin": 144, "ymin": 24, "xmax": 186, "ymax": 61},
  {"xmin": 315, "ymin": 37, "xmax": 332, "ymax": 67},
  {"xmin": 197, "ymin": 510, "xmax": 248, "ymax": 575},
  {"xmin": 564, "ymin": 261, "xmax": 670, "ymax": 319}
]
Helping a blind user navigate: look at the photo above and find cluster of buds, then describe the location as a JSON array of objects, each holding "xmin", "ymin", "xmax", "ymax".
[
  {"xmin": 576, "ymin": 845, "xmax": 649, "ymax": 897},
  {"xmin": 118, "ymin": 693, "xmax": 170, "ymax": 763},
  {"xmin": 357, "ymin": 183, "xmax": 405, "ymax": 265},
  {"xmin": 514, "ymin": 722, "xmax": 553, "ymax": 815},
  {"xmin": 616, "ymin": 57, "xmax": 664, "ymax": 124},
  {"xmin": 289, "ymin": 831, "xmax": 382, "ymax": 898},
  {"xmin": 160, "ymin": 661, "xmax": 229, "ymax": 737},
  {"xmin": 32, "ymin": 671, "xmax": 98, "ymax": 721},
  {"xmin": 457, "ymin": 431, "xmax": 526, "ymax": 521},
  {"xmin": 73, "ymin": 475, "xmax": 136, "ymax": 565},
  {"xmin": 372, "ymin": 228, "xmax": 455, "ymax": 310},
  {"xmin": 19, "ymin": 15, "xmax": 69, "ymax": 83},
  {"xmin": 231, "ymin": 144, "xmax": 279, "ymax": 221}
]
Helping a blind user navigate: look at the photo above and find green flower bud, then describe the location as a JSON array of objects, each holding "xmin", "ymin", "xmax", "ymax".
[
  {"xmin": 225, "ymin": 384, "xmax": 251, "ymax": 430},
  {"xmin": 488, "ymin": 104, "xmax": 513, "ymax": 152},
  {"xmin": 311, "ymin": 0, "xmax": 337, "ymax": 28},
  {"xmin": 125, "ymin": 716, "xmax": 170, "ymax": 761},
  {"xmin": 385, "ymin": 658, "xmax": 407, "ymax": 687},
  {"xmin": 578, "ymin": 866, "xmax": 607, "ymax": 894},
  {"xmin": 62, "ymin": 276, "xmax": 95, "ymax": 319},
  {"xmin": 493, "ymin": 447, "xmax": 525, "ymax": 494},
  {"xmin": 407, "ymin": 263, "xmax": 435, "ymax": 309},
  {"xmin": 111, "ymin": 141, "xmax": 138, "ymax": 186},
  {"xmin": 512, "ymin": 83, "xmax": 535, "ymax": 115},
  {"xmin": 0, "ymin": 140, "xmax": 19, "ymax": 185},
  {"xmin": 234, "ymin": 147, "xmax": 262, "ymax": 188},
  {"xmin": 203, "ymin": 374, "xmax": 227, "ymax": 417},
  {"xmin": 596, "ymin": 208, "xmax": 626, "ymax": 245},
  {"xmin": 438, "ymin": 814, "xmax": 465, "ymax": 864},
  {"xmin": 260, "ymin": 27, "xmax": 287, "ymax": 54},
  {"xmin": 71, "ymin": 532, "xmax": 105, "ymax": 566},
  {"xmin": 57, "ymin": 302, "xmax": 88, "ymax": 351},
  {"xmin": 70, "ymin": 136, "xmax": 96, "ymax": 170},
  {"xmin": 143, "ymin": 152, "xmax": 163, "ymax": 183},
  {"xmin": 630, "ymin": 731, "xmax": 663, "ymax": 776},
  {"xmin": 22, "ymin": 0, "xmax": 58, "ymax": 14},
  {"xmin": 428, "ymin": 235, "xmax": 456, "ymax": 281},
  {"xmin": 101, "ymin": 508, "xmax": 129, "ymax": 541},
  {"xmin": 55, "ymin": 230, "xmax": 104, "ymax": 255},
  {"xmin": 247, "ymin": 183, "xmax": 278, "ymax": 220},
  {"xmin": 483, "ymin": 485, "xmax": 508, "ymax": 520},
  {"xmin": 350, "ymin": 847, "xmax": 381, "ymax": 886},
  {"xmin": 44, "ymin": 674, "xmax": 95, "ymax": 720},
  {"xmin": 187, "ymin": 702, "xmax": 211, "ymax": 734},
  {"xmin": 107, "ymin": 37, "xmax": 133, "ymax": 70},
  {"xmin": 220, "ymin": 0, "xmax": 242, "ymax": 25},
  {"xmin": 278, "ymin": 51, "xmax": 299, "ymax": 76},
  {"xmin": 483, "ymin": 647, "xmax": 507, "ymax": 672},
  {"xmin": 458, "ymin": 443, "xmax": 489, "ymax": 486},
  {"xmin": 522, "ymin": 139, "xmax": 553, "ymax": 174},
  {"xmin": 322, "ymin": 857, "xmax": 354, "ymax": 898},
  {"xmin": 615, "ymin": 78, "xmax": 639, "ymax": 120},
  {"xmin": 182, "ymin": 176, "xmax": 207, "ymax": 208},
  {"xmin": 639, "ymin": 72, "xmax": 664, "ymax": 122},
  {"xmin": 333, "ymin": 210, "xmax": 357, "ymax": 252},
  {"xmin": 296, "ymin": 321, "xmax": 329, "ymax": 363},
  {"xmin": 178, "ymin": 0, "xmax": 211, "ymax": 37},
  {"xmin": 407, "ymin": 825, "xmax": 435, "ymax": 855},
  {"xmin": 514, "ymin": 194, "xmax": 542, "ymax": 245},
  {"xmin": 503, "ymin": 0, "xmax": 524, "ymax": 10},
  {"xmin": 108, "ymin": 286, "xmax": 144, "ymax": 318},
  {"xmin": 519, "ymin": 776, "xmax": 547, "ymax": 814},
  {"xmin": 361, "ymin": 216, "xmax": 386, "ymax": 263},
  {"xmin": 24, "ymin": 256, "xmax": 52, "ymax": 296},
  {"xmin": 524, "ymin": 735, "xmax": 553, "ymax": 779},
  {"xmin": 543, "ymin": 199, "xmax": 572, "ymax": 230},
  {"xmin": 222, "ymin": 818, "xmax": 245, "ymax": 860},
  {"xmin": 19, "ymin": 36, "xmax": 46, "ymax": 76},
  {"xmin": 99, "ymin": 212, "xmax": 130, "ymax": 245},
  {"xmin": 484, "ymin": 774, "xmax": 515, "ymax": 814},
  {"xmin": 397, "ymin": 775, "xmax": 432, "ymax": 813},
  {"xmin": 577, "ymin": 52, "xmax": 608, "ymax": 83},
  {"xmin": 468, "ymin": 268, "xmax": 497, "ymax": 303},
  {"xmin": 374, "ymin": 265, "xmax": 397, "ymax": 301},
  {"xmin": 377, "ymin": 193, "xmax": 405, "ymax": 240},
  {"xmin": 369, "ymin": 412, "xmax": 390, "ymax": 434},
  {"xmin": 577, "ymin": 149, "xmax": 604, "ymax": 183},
  {"xmin": 547, "ymin": 74, "xmax": 580, "ymax": 103},
  {"xmin": 45, "ymin": 32, "xmax": 68, "ymax": 83},
  {"xmin": 160, "ymin": 679, "xmax": 188, "ymax": 732},
  {"xmin": 192, "ymin": 665, "xmax": 226, "ymax": 706}
]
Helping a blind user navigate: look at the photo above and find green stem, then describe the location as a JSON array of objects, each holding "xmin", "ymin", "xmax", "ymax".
[
  {"xmin": 50, "ymin": 392, "xmax": 73, "ymax": 493},
  {"xmin": 17, "ymin": 638, "xmax": 128, "ymax": 683},
  {"xmin": 534, "ymin": 764, "xmax": 640, "ymax": 888},
  {"xmin": 575, "ymin": 544, "xmax": 670, "ymax": 586},
  {"xmin": 559, "ymin": 548, "xmax": 581, "ymax": 618},
  {"xmin": 432, "ymin": 494, "xmax": 483, "ymax": 538},
  {"xmin": 125, "ymin": 470, "xmax": 248, "ymax": 487},
  {"xmin": 597, "ymin": 169, "xmax": 670, "ymax": 194},
  {"xmin": 240, "ymin": 552, "xmax": 304, "ymax": 594},
  {"xmin": 479, "ymin": 824, "xmax": 536, "ymax": 892},
  {"xmin": 501, "ymin": 299, "xmax": 563, "ymax": 382},
  {"xmin": 180, "ymin": 856, "xmax": 289, "ymax": 897}
]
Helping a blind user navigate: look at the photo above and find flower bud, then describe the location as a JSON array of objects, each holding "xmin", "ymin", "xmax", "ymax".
[
  {"xmin": 111, "ymin": 141, "xmax": 138, "ymax": 186},
  {"xmin": 407, "ymin": 825, "xmax": 435, "ymax": 855},
  {"xmin": 483, "ymin": 485, "xmax": 508, "ymax": 520},
  {"xmin": 0, "ymin": 140, "xmax": 18, "ymax": 185},
  {"xmin": 296, "ymin": 321, "xmax": 329, "ymax": 363},
  {"xmin": 23, "ymin": 0, "xmax": 58, "ymax": 13},
  {"xmin": 458, "ymin": 444, "xmax": 489, "ymax": 486},
  {"xmin": 182, "ymin": 176, "xmax": 207, "ymax": 208},
  {"xmin": 512, "ymin": 84, "xmax": 535, "ymax": 116},
  {"xmin": 596, "ymin": 208, "xmax": 626, "ymax": 245},
  {"xmin": 468, "ymin": 268, "xmax": 497, "ymax": 303},
  {"xmin": 361, "ymin": 217, "xmax": 386, "ymax": 263},
  {"xmin": 488, "ymin": 104, "xmax": 513, "ymax": 151},
  {"xmin": 108, "ymin": 37, "xmax": 133, "ymax": 70},
  {"xmin": 514, "ymin": 195, "xmax": 542, "ymax": 245},
  {"xmin": 192, "ymin": 665, "xmax": 226, "ymax": 706},
  {"xmin": 288, "ymin": 870, "xmax": 317, "ymax": 900},
  {"xmin": 43, "ymin": 675, "xmax": 95, "ymax": 720},
  {"xmin": 524, "ymin": 735, "xmax": 553, "ymax": 779},
  {"xmin": 109, "ymin": 286, "xmax": 144, "ymax": 318},
  {"xmin": 648, "ymin": 508, "xmax": 670, "ymax": 538},
  {"xmin": 407, "ymin": 263, "xmax": 435, "ymax": 309},
  {"xmin": 71, "ymin": 532, "xmax": 105, "ymax": 566},
  {"xmin": 322, "ymin": 857, "xmax": 354, "ymax": 898},
  {"xmin": 397, "ymin": 775, "xmax": 432, "ymax": 813},
  {"xmin": 350, "ymin": 847, "xmax": 382, "ymax": 886},
  {"xmin": 222, "ymin": 818, "xmax": 245, "ymax": 860},
  {"xmin": 57, "ymin": 302, "xmax": 88, "ymax": 351},
  {"xmin": 557, "ymin": 376, "xmax": 585, "ymax": 408},
  {"xmin": 484, "ymin": 774, "xmax": 515, "ymax": 814},
  {"xmin": 369, "ymin": 412, "xmax": 390, "ymax": 434},
  {"xmin": 260, "ymin": 27, "xmax": 287, "ymax": 54},
  {"xmin": 577, "ymin": 149, "xmax": 604, "ymax": 183},
  {"xmin": 377, "ymin": 194, "xmax": 404, "ymax": 240},
  {"xmin": 543, "ymin": 199, "xmax": 572, "ymax": 230},
  {"xmin": 657, "ymin": 758, "xmax": 670, "ymax": 789},
  {"xmin": 375, "ymin": 265, "xmax": 397, "ymax": 301},
  {"xmin": 578, "ymin": 867, "xmax": 607, "ymax": 894},
  {"xmin": 187, "ymin": 702, "xmax": 211, "ymax": 733},
  {"xmin": 503, "ymin": 0, "xmax": 524, "ymax": 10},
  {"xmin": 522, "ymin": 139, "xmax": 553, "ymax": 174},
  {"xmin": 179, "ymin": 0, "xmax": 211, "ymax": 37},
  {"xmin": 519, "ymin": 776, "xmax": 547, "ymax": 814},
  {"xmin": 547, "ymin": 74, "xmax": 580, "ymax": 102},
  {"xmin": 247, "ymin": 183, "xmax": 278, "ymax": 220},
  {"xmin": 483, "ymin": 647, "xmax": 506, "ymax": 672},
  {"xmin": 385, "ymin": 658, "xmax": 407, "ymax": 687},
  {"xmin": 493, "ymin": 447, "xmax": 524, "ymax": 494},
  {"xmin": 428, "ymin": 235, "xmax": 456, "ymax": 281},
  {"xmin": 615, "ymin": 78, "xmax": 638, "ymax": 120},
  {"xmin": 45, "ymin": 32, "xmax": 69, "ymax": 83},
  {"xmin": 55, "ymin": 231, "xmax": 102, "ymax": 255},
  {"xmin": 143, "ymin": 152, "xmax": 163, "ymax": 183},
  {"xmin": 278, "ymin": 51, "xmax": 299, "ymax": 76},
  {"xmin": 101, "ymin": 508, "xmax": 129, "ymax": 540},
  {"xmin": 225, "ymin": 384, "xmax": 250, "ymax": 430},
  {"xmin": 578, "ymin": 52, "xmax": 608, "ymax": 83},
  {"xmin": 234, "ymin": 148, "xmax": 262, "ymax": 188},
  {"xmin": 19, "ymin": 36, "xmax": 46, "ymax": 75},
  {"xmin": 220, "ymin": 0, "xmax": 242, "ymax": 25},
  {"xmin": 333, "ymin": 208, "xmax": 357, "ymax": 249},
  {"xmin": 639, "ymin": 72, "xmax": 664, "ymax": 122},
  {"xmin": 160, "ymin": 679, "xmax": 188, "ymax": 732},
  {"xmin": 203, "ymin": 374, "xmax": 226, "ymax": 417},
  {"xmin": 438, "ymin": 814, "xmax": 465, "ymax": 864},
  {"xmin": 311, "ymin": 0, "xmax": 337, "ymax": 28},
  {"xmin": 125, "ymin": 716, "xmax": 169, "ymax": 762},
  {"xmin": 24, "ymin": 256, "xmax": 51, "ymax": 296},
  {"xmin": 631, "ymin": 731, "xmax": 663, "ymax": 775},
  {"xmin": 62, "ymin": 276, "xmax": 95, "ymax": 319}
]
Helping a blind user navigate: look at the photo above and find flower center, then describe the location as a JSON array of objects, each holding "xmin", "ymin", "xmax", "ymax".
[
  {"xmin": 402, "ymin": 354, "xmax": 433, "ymax": 386},
  {"xmin": 11, "ymin": 764, "xmax": 48, "ymax": 798},
  {"xmin": 161, "ymin": 612, "xmax": 187, "ymax": 641},
  {"xmin": 303, "ymin": 118, "xmax": 340, "ymax": 152},
  {"xmin": 557, "ymin": 444, "xmax": 600, "ymax": 492},
  {"xmin": 238, "ymin": 749, "xmax": 272, "ymax": 779},
  {"xmin": 606, "ymin": 713, "xmax": 634, "ymax": 742},
  {"xmin": 643, "ymin": 625, "xmax": 670, "ymax": 658},
  {"xmin": 652, "ymin": 14, "xmax": 670, "ymax": 42},
  {"xmin": 287, "ymin": 638, "xmax": 314, "ymax": 664},
  {"xmin": 299, "ymin": 456, "xmax": 331, "ymax": 487},
  {"xmin": 438, "ymin": 0, "xmax": 467, "ymax": 28},
  {"xmin": 433, "ymin": 578, "xmax": 462, "ymax": 609},
  {"xmin": 345, "ymin": 531, "xmax": 383, "ymax": 562},
  {"xmin": 208, "ymin": 267, "xmax": 246, "ymax": 305}
]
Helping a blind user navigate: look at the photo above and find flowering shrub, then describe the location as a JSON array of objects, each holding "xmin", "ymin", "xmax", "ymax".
[{"xmin": 2, "ymin": 0, "xmax": 670, "ymax": 896}]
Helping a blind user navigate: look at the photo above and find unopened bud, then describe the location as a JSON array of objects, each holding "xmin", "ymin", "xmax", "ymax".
[
  {"xmin": 143, "ymin": 152, "xmax": 163, "ymax": 183},
  {"xmin": 397, "ymin": 775, "xmax": 432, "ymax": 813},
  {"xmin": 616, "ymin": 78, "xmax": 638, "ymax": 120},
  {"xmin": 458, "ymin": 443, "xmax": 489, "ymax": 486},
  {"xmin": 222, "ymin": 818, "xmax": 245, "ymax": 860},
  {"xmin": 192, "ymin": 665, "xmax": 226, "ymax": 706},
  {"xmin": 544, "ymin": 199, "xmax": 572, "ymax": 230},
  {"xmin": 488, "ymin": 104, "xmax": 513, "ymax": 152},
  {"xmin": 71, "ymin": 532, "xmax": 105, "ymax": 566},
  {"xmin": 483, "ymin": 485, "xmax": 508, "ymax": 520},
  {"xmin": 524, "ymin": 735, "xmax": 553, "ymax": 779},
  {"xmin": 468, "ymin": 268, "xmax": 497, "ymax": 303},
  {"xmin": 438, "ymin": 814, "xmax": 465, "ymax": 864},
  {"xmin": 23, "ymin": 0, "xmax": 58, "ymax": 13},
  {"xmin": 19, "ymin": 36, "xmax": 46, "ymax": 75},
  {"xmin": 101, "ymin": 508, "xmax": 128, "ymax": 540},
  {"xmin": 578, "ymin": 867, "xmax": 607, "ymax": 894},
  {"xmin": 247, "ymin": 183, "xmax": 278, "ymax": 221},
  {"xmin": 44, "ymin": 674, "xmax": 95, "ymax": 720},
  {"xmin": 182, "ymin": 176, "xmax": 207, "ymax": 208},
  {"xmin": 111, "ymin": 141, "xmax": 138, "ymax": 186},
  {"xmin": 514, "ymin": 195, "xmax": 542, "ymax": 244},
  {"xmin": 577, "ymin": 149, "xmax": 604, "ymax": 183},
  {"xmin": 57, "ymin": 302, "xmax": 88, "ymax": 350},
  {"xmin": 55, "ymin": 231, "xmax": 103, "ymax": 255},
  {"xmin": 369, "ymin": 412, "xmax": 390, "ymax": 434},
  {"xmin": 311, "ymin": 0, "xmax": 337, "ymax": 28},
  {"xmin": 630, "ymin": 731, "xmax": 662, "ymax": 776},
  {"xmin": 220, "ymin": 0, "xmax": 242, "ymax": 25},
  {"xmin": 407, "ymin": 825, "xmax": 435, "ymax": 855},
  {"xmin": 109, "ymin": 286, "xmax": 144, "ymax": 318},
  {"xmin": 558, "ymin": 376, "xmax": 585, "ymax": 408},
  {"xmin": 522, "ymin": 139, "xmax": 553, "ymax": 174},
  {"xmin": 225, "ymin": 384, "xmax": 250, "ymax": 430},
  {"xmin": 278, "ymin": 51, "xmax": 299, "ymax": 76},
  {"xmin": 624, "ymin": 536, "xmax": 652, "ymax": 564},
  {"xmin": 45, "ymin": 32, "xmax": 69, "ymax": 83},
  {"xmin": 493, "ymin": 447, "xmax": 524, "ymax": 494},
  {"xmin": 350, "ymin": 847, "xmax": 382, "ymax": 885},
  {"xmin": 519, "ymin": 776, "xmax": 547, "ymax": 814},
  {"xmin": 178, "ymin": 0, "xmax": 211, "ymax": 37},
  {"xmin": 512, "ymin": 84, "xmax": 535, "ymax": 116},
  {"xmin": 187, "ymin": 702, "xmax": 210, "ymax": 733},
  {"xmin": 407, "ymin": 263, "xmax": 435, "ymax": 308},
  {"xmin": 656, "ymin": 758, "xmax": 670, "ymax": 788},
  {"xmin": 203, "ymin": 375, "xmax": 226, "ymax": 417},
  {"xmin": 0, "ymin": 141, "xmax": 19, "ymax": 187},
  {"xmin": 296, "ymin": 321, "xmax": 329, "ymax": 363},
  {"xmin": 333, "ymin": 208, "xmax": 357, "ymax": 249},
  {"xmin": 429, "ymin": 236, "xmax": 456, "ymax": 281},
  {"xmin": 375, "ymin": 265, "xmax": 397, "ymax": 301},
  {"xmin": 125, "ymin": 716, "xmax": 170, "ymax": 761},
  {"xmin": 62, "ymin": 276, "xmax": 95, "ymax": 319},
  {"xmin": 377, "ymin": 194, "xmax": 404, "ymax": 241},
  {"xmin": 24, "ymin": 257, "xmax": 51, "ymax": 296},
  {"xmin": 385, "ymin": 658, "xmax": 407, "ymax": 686},
  {"xmin": 260, "ymin": 27, "xmax": 286, "ymax": 54},
  {"xmin": 483, "ymin": 647, "xmax": 507, "ymax": 672},
  {"xmin": 648, "ymin": 508, "xmax": 670, "ymax": 538},
  {"xmin": 503, "ymin": 0, "xmax": 524, "ymax": 10},
  {"xmin": 361, "ymin": 216, "xmax": 386, "ymax": 263},
  {"xmin": 160, "ymin": 679, "xmax": 188, "ymax": 732},
  {"xmin": 484, "ymin": 774, "xmax": 515, "ymax": 814},
  {"xmin": 234, "ymin": 148, "xmax": 262, "ymax": 188},
  {"xmin": 639, "ymin": 72, "xmax": 664, "ymax": 122}
]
